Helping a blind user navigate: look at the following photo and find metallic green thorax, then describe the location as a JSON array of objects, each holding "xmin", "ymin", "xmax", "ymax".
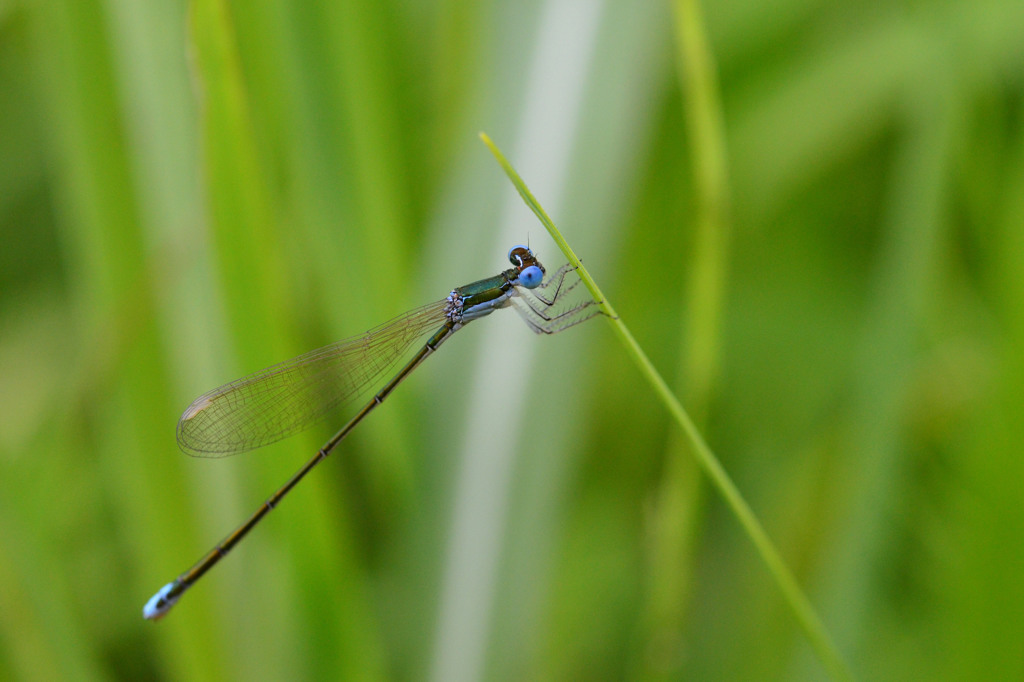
[{"xmin": 448, "ymin": 263, "xmax": 543, "ymax": 325}]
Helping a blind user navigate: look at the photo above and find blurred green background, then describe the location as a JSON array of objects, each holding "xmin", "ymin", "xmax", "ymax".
[{"xmin": 2, "ymin": 0, "xmax": 1023, "ymax": 679}]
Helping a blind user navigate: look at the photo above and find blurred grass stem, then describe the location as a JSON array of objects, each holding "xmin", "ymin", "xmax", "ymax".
[{"xmin": 639, "ymin": 0, "xmax": 734, "ymax": 677}]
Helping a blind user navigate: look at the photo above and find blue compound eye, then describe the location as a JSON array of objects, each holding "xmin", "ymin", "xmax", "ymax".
[{"xmin": 519, "ymin": 265, "xmax": 543, "ymax": 289}]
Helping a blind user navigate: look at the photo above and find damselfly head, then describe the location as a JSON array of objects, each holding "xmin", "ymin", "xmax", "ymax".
[
  {"xmin": 508, "ymin": 245, "xmax": 545, "ymax": 289},
  {"xmin": 508, "ymin": 244, "xmax": 535, "ymax": 268}
]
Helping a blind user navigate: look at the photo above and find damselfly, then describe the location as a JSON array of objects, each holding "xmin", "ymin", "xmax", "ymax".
[{"xmin": 143, "ymin": 245, "xmax": 600, "ymax": 619}]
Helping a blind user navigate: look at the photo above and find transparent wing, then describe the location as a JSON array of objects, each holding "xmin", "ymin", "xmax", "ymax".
[
  {"xmin": 177, "ymin": 299, "xmax": 449, "ymax": 457},
  {"xmin": 511, "ymin": 263, "xmax": 603, "ymax": 334}
]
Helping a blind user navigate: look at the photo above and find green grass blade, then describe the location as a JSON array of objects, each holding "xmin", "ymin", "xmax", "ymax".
[{"xmin": 480, "ymin": 131, "xmax": 855, "ymax": 682}]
